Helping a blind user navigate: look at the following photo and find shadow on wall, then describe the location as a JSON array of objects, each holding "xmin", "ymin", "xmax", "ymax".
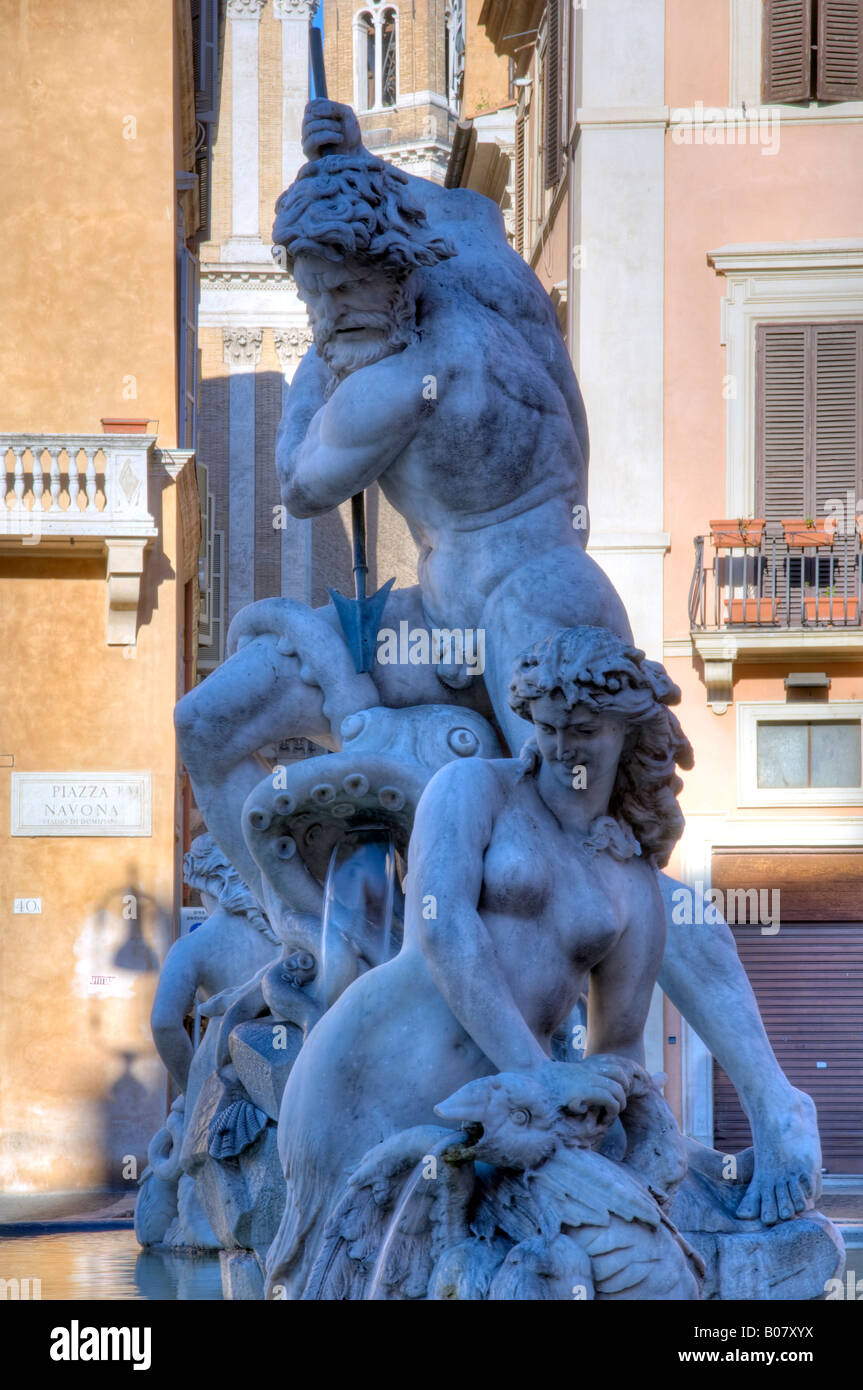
[{"xmin": 82, "ymin": 868, "xmax": 175, "ymax": 1189}]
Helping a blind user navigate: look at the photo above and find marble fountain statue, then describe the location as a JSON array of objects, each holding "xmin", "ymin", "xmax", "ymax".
[{"xmin": 136, "ymin": 98, "xmax": 843, "ymax": 1301}]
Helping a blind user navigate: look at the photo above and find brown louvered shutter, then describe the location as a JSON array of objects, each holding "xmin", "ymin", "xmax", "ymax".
[
  {"xmin": 762, "ymin": 0, "xmax": 812, "ymax": 101},
  {"xmin": 812, "ymin": 323, "xmax": 863, "ymax": 514},
  {"xmin": 514, "ymin": 112, "xmax": 526, "ymax": 256},
  {"xmin": 756, "ymin": 321, "xmax": 863, "ymax": 520},
  {"xmin": 756, "ymin": 323, "xmax": 810, "ymax": 520},
  {"xmin": 817, "ymin": 0, "xmax": 863, "ymax": 100},
  {"xmin": 543, "ymin": 0, "xmax": 562, "ymax": 189}
]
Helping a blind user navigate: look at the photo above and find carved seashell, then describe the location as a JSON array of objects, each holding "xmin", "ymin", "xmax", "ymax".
[
  {"xmin": 207, "ymin": 1100, "xmax": 269, "ymax": 1159},
  {"xmin": 247, "ymin": 808, "xmax": 271, "ymax": 831},
  {"xmin": 343, "ymin": 772, "xmax": 369, "ymax": 798},
  {"xmin": 379, "ymin": 786, "xmax": 405, "ymax": 811}
]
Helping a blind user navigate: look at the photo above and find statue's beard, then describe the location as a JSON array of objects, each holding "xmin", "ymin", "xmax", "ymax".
[{"xmin": 314, "ymin": 296, "xmax": 417, "ymax": 387}]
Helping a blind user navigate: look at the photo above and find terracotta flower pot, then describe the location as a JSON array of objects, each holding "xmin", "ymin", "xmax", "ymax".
[
  {"xmin": 709, "ymin": 519, "xmax": 766, "ymax": 548},
  {"xmin": 803, "ymin": 596, "xmax": 860, "ymax": 623},
  {"xmin": 725, "ymin": 597, "xmax": 776, "ymax": 624},
  {"xmin": 781, "ymin": 519, "xmax": 833, "ymax": 548}
]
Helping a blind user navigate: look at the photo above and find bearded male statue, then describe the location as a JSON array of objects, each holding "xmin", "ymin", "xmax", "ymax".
[{"xmin": 176, "ymin": 99, "xmax": 822, "ymax": 1232}]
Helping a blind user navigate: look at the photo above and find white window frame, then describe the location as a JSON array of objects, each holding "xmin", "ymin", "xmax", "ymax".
[
  {"xmin": 707, "ymin": 240, "xmax": 863, "ymax": 517},
  {"xmin": 730, "ymin": 0, "xmax": 863, "ymax": 116},
  {"xmin": 353, "ymin": 5, "xmax": 399, "ymax": 114},
  {"xmin": 737, "ymin": 700, "xmax": 863, "ymax": 807}
]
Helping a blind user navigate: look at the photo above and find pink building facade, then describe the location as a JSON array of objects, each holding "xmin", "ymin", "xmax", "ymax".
[{"xmin": 471, "ymin": 0, "xmax": 863, "ymax": 1178}]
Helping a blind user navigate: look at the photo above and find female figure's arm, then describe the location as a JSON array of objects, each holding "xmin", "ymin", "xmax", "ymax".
[
  {"xmin": 412, "ymin": 760, "xmax": 549, "ymax": 1073},
  {"xmin": 585, "ymin": 862, "xmax": 666, "ymax": 1067}
]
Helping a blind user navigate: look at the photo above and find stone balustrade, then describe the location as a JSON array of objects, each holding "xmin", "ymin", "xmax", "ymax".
[
  {"xmin": 0, "ymin": 434, "xmax": 162, "ymax": 644},
  {"xmin": 0, "ymin": 434, "xmax": 158, "ymax": 544}
]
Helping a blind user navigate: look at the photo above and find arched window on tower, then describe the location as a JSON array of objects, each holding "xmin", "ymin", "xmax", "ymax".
[
  {"xmin": 354, "ymin": 12, "xmax": 376, "ymax": 113},
  {"xmin": 354, "ymin": 5, "xmax": 398, "ymax": 112},
  {"xmin": 381, "ymin": 9, "xmax": 397, "ymax": 108}
]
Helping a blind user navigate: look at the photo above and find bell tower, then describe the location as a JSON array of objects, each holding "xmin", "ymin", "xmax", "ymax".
[{"xmin": 323, "ymin": 0, "xmax": 464, "ymax": 183}]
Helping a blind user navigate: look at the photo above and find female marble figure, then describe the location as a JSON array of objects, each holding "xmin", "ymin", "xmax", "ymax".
[{"xmin": 266, "ymin": 627, "xmax": 694, "ymax": 1298}]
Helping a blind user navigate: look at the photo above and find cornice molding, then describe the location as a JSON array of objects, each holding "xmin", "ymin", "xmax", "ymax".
[
  {"xmin": 203, "ymin": 264, "xmax": 293, "ymax": 291},
  {"xmin": 708, "ymin": 240, "xmax": 863, "ymax": 275}
]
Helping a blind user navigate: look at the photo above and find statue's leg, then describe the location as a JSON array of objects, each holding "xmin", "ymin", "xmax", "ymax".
[
  {"xmin": 656, "ymin": 872, "xmax": 822, "ymax": 1226},
  {"xmin": 478, "ymin": 544, "xmax": 633, "ymax": 753}
]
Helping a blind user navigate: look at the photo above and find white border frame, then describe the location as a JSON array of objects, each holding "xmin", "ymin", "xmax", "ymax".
[
  {"xmin": 707, "ymin": 241, "xmax": 863, "ymax": 517},
  {"xmin": 737, "ymin": 701, "xmax": 863, "ymax": 807}
]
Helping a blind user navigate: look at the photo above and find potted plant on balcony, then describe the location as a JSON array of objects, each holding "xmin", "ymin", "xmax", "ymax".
[
  {"xmin": 709, "ymin": 517, "xmax": 766, "ymax": 548},
  {"xmin": 781, "ymin": 517, "xmax": 834, "ymax": 548},
  {"xmin": 803, "ymin": 585, "xmax": 860, "ymax": 624},
  {"xmin": 724, "ymin": 595, "xmax": 777, "ymax": 624}
]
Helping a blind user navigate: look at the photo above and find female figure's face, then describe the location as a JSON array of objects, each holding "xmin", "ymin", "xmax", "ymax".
[{"xmin": 530, "ymin": 692, "xmax": 628, "ymax": 793}]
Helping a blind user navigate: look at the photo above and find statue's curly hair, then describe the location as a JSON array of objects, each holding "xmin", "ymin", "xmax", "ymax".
[
  {"xmin": 183, "ymin": 834, "xmax": 278, "ymax": 944},
  {"xmin": 509, "ymin": 627, "xmax": 694, "ymax": 868},
  {"xmin": 272, "ymin": 152, "xmax": 456, "ymax": 275}
]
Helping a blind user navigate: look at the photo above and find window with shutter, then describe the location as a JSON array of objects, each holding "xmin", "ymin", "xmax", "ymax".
[
  {"xmin": 178, "ymin": 245, "xmax": 199, "ymax": 451},
  {"xmin": 756, "ymin": 321, "xmax": 863, "ymax": 520},
  {"xmin": 762, "ymin": 0, "xmax": 812, "ymax": 102},
  {"xmin": 817, "ymin": 0, "xmax": 863, "ymax": 99},
  {"xmin": 543, "ymin": 0, "xmax": 562, "ymax": 189}
]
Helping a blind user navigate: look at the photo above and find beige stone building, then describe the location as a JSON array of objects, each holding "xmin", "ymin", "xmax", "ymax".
[{"xmin": 0, "ymin": 0, "xmax": 212, "ymax": 1193}]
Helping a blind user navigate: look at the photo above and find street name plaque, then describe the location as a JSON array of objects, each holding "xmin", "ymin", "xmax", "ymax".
[{"xmin": 10, "ymin": 772, "xmax": 152, "ymax": 836}]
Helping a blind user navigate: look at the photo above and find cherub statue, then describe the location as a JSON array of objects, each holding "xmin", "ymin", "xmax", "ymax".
[{"xmin": 150, "ymin": 834, "xmax": 280, "ymax": 1092}]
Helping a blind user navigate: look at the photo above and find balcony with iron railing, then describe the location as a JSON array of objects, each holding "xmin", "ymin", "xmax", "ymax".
[{"xmin": 688, "ymin": 518, "xmax": 863, "ymax": 711}]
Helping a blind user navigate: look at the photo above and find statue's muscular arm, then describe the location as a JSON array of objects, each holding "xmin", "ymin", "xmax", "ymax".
[{"xmin": 277, "ymin": 344, "xmax": 435, "ymax": 518}]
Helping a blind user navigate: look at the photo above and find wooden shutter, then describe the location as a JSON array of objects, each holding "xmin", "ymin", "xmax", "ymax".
[
  {"xmin": 543, "ymin": 0, "xmax": 562, "ymax": 189},
  {"xmin": 756, "ymin": 323, "xmax": 810, "ymax": 519},
  {"xmin": 813, "ymin": 323, "xmax": 863, "ymax": 514},
  {"xmin": 762, "ymin": 0, "xmax": 812, "ymax": 101},
  {"xmin": 757, "ymin": 321, "xmax": 863, "ymax": 520},
  {"xmin": 514, "ymin": 112, "xmax": 526, "ymax": 255},
  {"xmin": 178, "ymin": 246, "xmax": 199, "ymax": 451},
  {"xmin": 817, "ymin": 0, "xmax": 863, "ymax": 100}
]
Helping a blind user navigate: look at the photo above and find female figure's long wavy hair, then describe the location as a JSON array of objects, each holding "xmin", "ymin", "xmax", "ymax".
[{"xmin": 509, "ymin": 627, "xmax": 694, "ymax": 868}]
